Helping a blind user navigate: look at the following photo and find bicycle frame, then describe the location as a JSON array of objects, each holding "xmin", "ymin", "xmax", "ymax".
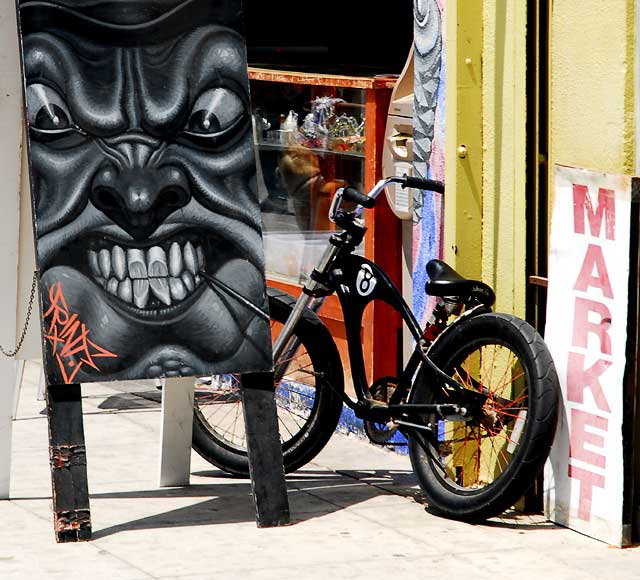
[{"xmin": 272, "ymin": 177, "xmax": 491, "ymax": 429}]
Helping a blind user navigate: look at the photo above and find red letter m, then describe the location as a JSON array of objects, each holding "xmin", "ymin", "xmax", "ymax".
[{"xmin": 573, "ymin": 185, "xmax": 615, "ymax": 241}]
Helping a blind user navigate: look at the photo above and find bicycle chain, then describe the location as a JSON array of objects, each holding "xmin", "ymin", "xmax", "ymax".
[{"xmin": 0, "ymin": 270, "xmax": 39, "ymax": 357}]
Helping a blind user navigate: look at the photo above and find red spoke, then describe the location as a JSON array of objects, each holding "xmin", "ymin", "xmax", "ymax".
[
  {"xmin": 495, "ymin": 409, "xmax": 527, "ymax": 420},
  {"xmin": 494, "ymin": 394, "xmax": 529, "ymax": 417},
  {"xmin": 492, "ymin": 349, "xmax": 514, "ymax": 397},
  {"xmin": 485, "ymin": 345, "xmax": 499, "ymax": 389},
  {"xmin": 494, "ymin": 368, "xmax": 526, "ymax": 398}
]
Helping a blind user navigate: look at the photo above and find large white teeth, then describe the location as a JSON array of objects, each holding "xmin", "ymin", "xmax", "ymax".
[
  {"xmin": 181, "ymin": 271, "xmax": 195, "ymax": 292},
  {"xmin": 112, "ymin": 246, "xmax": 126, "ymax": 281},
  {"xmin": 196, "ymin": 246, "xmax": 205, "ymax": 270},
  {"xmin": 147, "ymin": 246, "xmax": 168, "ymax": 278},
  {"xmin": 118, "ymin": 278, "xmax": 132, "ymax": 303},
  {"xmin": 107, "ymin": 277, "xmax": 119, "ymax": 296},
  {"xmin": 133, "ymin": 279, "xmax": 150, "ymax": 309},
  {"xmin": 128, "ymin": 249, "xmax": 147, "ymax": 279},
  {"xmin": 99, "ymin": 248, "xmax": 111, "ymax": 278},
  {"xmin": 150, "ymin": 277, "xmax": 171, "ymax": 306},
  {"xmin": 169, "ymin": 277, "xmax": 187, "ymax": 301},
  {"xmin": 184, "ymin": 241, "xmax": 198, "ymax": 275},
  {"xmin": 148, "ymin": 246, "xmax": 171, "ymax": 306},
  {"xmin": 90, "ymin": 239, "xmax": 206, "ymax": 309},
  {"xmin": 89, "ymin": 250, "xmax": 101, "ymax": 277},
  {"xmin": 169, "ymin": 242, "xmax": 183, "ymax": 278}
]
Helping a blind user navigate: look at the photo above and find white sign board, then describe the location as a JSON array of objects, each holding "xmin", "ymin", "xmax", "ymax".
[{"xmin": 544, "ymin": 165, "xmax": 631, "ymax": 546}]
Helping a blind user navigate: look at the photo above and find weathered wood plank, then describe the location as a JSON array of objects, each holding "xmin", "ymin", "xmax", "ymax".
[
  {"xmin": 240, "ymin": 372, "xmax": 290, "ymax": 528},
  {"xmin": 47, "ymin": 384, "xmax": 91, "ymax": 542}
]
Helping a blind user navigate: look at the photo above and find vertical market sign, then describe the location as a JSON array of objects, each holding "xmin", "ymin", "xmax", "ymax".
[{"xmin": 544, "ymin": 165, "xmax": 631, "ymax": 546}]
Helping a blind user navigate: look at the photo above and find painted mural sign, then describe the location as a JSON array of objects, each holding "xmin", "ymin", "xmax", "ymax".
[
  {"xmin": 412, "ymin": 0, "xmax": 445, "ymax": 325},
  {"xmin": 15, "ymin": 0, "xmax": 273, "ymax": 384},
  {"xmin": 544, "ymin": 165, "xmax": 630, "ymax": 546}
]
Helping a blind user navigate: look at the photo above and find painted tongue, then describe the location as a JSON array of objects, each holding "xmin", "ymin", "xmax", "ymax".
[
  {"xmin": 39, "ymin": 259, "xmax": 268, "ymax": 382},
  {"xmin": 207, "ymin": 257, "xmax": 266, "ymax": 307},
  {"xmin": 40, "ymin": 266, "xmax": 147, "ymax": 377}
]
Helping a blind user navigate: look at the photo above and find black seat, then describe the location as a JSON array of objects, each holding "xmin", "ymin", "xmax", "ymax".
[{"xmin": 425, "ymin": 260, "xmax": 495, "ymax": 306}]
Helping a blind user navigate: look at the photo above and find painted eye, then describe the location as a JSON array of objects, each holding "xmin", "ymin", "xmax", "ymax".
[
  {"xmin": 185, "ymin": 87, "xmax": 245, "ymax": 136},
  {"xmin": 26, "ymin": 84, "xmax": 73, "ymax": 132},
  {"xmin": 414, "ymin": 0, "xmax": 430, "ymax": 27}
]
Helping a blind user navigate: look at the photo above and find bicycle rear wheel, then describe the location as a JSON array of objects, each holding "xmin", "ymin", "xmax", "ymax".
[
  {"xmin": 192, "ymin": 288, "xmax": 344, "ymax": 475},
  {"xmin": 408, "ymin": 312, "xmax": 559, "ymax": 521}
]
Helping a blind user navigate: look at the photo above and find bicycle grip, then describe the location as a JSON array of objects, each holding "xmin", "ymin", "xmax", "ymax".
[
  {"xmin": 402, "ymin": 175, "xmax": 445, "ymax": 194},
  {"xmin": 342, "ymin": 186, "xmax": 376, "ymax": 208}
]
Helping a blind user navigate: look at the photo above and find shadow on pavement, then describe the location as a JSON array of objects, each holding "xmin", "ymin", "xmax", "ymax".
[
  {"xmin": 481, "ymin": 514, "xmax": 563, "ymax": 530},
  {"xmin": 89, "ymin": 469, "xmax": 400, "ymax": 539}
]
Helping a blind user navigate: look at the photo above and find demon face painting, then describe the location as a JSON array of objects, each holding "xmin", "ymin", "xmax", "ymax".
[{"xmin": 16, "ymin": 0, "xmax": 273, "ymax": 384}]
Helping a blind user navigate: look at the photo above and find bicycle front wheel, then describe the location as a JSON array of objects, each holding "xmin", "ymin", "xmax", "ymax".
[
  {"xmin": 408, "ymin": 312, "xmax": 559, "ymax": 521},
  {"xmin": 192, "ymin": 288, "xmax": 345, "ymax": 476}
]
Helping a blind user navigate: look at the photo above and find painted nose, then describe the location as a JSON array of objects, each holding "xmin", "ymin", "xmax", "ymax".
[{"xmin": 91, "ymin": 142, "xmax": 190, "ymax": 240}]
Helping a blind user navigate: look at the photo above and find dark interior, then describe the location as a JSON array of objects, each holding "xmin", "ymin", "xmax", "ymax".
[{"xmin": 244, "ymin": 0, "xmax": 413, "ymax": 76}]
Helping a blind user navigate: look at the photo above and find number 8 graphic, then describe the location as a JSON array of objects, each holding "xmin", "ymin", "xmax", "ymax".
[{"xmin": 356, "ymin": 264, "xmax": 377, "ymax": 297}]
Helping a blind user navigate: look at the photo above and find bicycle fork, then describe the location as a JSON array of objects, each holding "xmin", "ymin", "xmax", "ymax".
[
  {"xmin": 272, "ymin": 295, "xmax": 325, "ymax": 382},
  {"xmin": 272, "ymin": 243, "xmax": 340, "ymax": 376}
]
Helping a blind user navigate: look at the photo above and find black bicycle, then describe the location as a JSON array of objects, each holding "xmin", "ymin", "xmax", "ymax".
[{"xmin": 192, "ymin": 175, "xmax": 560, "ymax": 522}]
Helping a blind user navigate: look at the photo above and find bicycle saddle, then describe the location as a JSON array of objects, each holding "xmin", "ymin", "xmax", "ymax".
[{"xmin": 425, "ymin": 260, "xmax": 496, "ymax": 306}]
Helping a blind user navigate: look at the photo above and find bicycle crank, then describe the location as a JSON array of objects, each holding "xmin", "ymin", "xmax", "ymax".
[{"xmin": 364, "ymin": 377, "xmax": 400, "ymax": 444}]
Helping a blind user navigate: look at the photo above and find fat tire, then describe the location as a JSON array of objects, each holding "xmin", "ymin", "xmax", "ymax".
[
  {"xmin": 192, "ymin": 288, "xmax": 345, "ymax": 476},
  {"xmin": 408, "ymin": 312, "xmax": 559, "ymax": 521}
]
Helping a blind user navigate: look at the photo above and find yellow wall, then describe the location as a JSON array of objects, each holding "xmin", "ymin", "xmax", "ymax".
[
  {"xmin": 446, "ymin": 0, "xmax": 636, "ymax": 317},
  {"xmin": 482, "ymin": 0, "xmax": 528, "ymax": 316},
  {"xmin": 551, "ymin": 0, "xmax": 635, "ymax": 175},
  {"xmin": 445, "ymin": 0, "xmax": 528, "ymax": 316}
]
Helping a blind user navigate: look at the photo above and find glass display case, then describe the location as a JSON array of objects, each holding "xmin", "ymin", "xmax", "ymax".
[
  {"xmin": 251, "ymin": 81, "xmax": 366, "ymax": 285},
  {"xmin": 248, "ymin": 69, "xmax": 401, "ymax": 386}
]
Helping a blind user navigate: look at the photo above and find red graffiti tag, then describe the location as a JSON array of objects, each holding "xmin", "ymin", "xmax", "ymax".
[{"xmin": 44, "ymin": 282, "xmax": 117, "ymax": 384}]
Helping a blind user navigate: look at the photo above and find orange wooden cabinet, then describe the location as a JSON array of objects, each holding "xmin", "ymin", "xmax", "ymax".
[{"xmin": 249, "ymin": 68, "xmax": 402, "ymax": 393}]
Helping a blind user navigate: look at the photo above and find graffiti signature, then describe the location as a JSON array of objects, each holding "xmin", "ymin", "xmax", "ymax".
[{"xmin": 44, "ymin": 282, "xmax": 117, "ymax": 384}]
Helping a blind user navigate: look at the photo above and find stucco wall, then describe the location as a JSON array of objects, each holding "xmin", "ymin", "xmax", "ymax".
[
  {"xmin": 551, "ymin": 0, "xmax": 635, "ymax": 175},
  {"xmin": 449, "ymin": 0, "xmax": 636, "ymax": 317}
]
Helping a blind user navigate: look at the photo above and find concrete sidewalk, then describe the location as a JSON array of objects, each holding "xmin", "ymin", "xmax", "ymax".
[{"xmin": 3, "ymin": 362, "xmax": 640, "ymax": 580}]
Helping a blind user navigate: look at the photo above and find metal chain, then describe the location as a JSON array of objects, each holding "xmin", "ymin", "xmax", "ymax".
[{"xmin": 0, "ymin": 270, "xmax": 38, "ymax": 357}]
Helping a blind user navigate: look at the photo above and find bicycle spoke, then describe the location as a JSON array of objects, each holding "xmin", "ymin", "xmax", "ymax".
[
  {"xmin": 230, "ymin": 401, "xmax": 242, "ymax": 442},
  {"xmin": 277, "ymin": 404, "xmax": 313, "ymax": 424},
  {"xmin": 277, "ymin": 388, "xmax": 315, "ymax": 401},
  {"xmin": 209, "ymin": 397, "xmax": 241, "ymax": 426},
  {"xmin": 195, "ymin": 327, "xmax": 326, "ymax": 452}
]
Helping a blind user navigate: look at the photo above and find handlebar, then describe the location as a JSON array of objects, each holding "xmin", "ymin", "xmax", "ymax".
[
  {"xmin": 329, "ymin": 174, "xmax": 445, "ymax": 223},
  {"xmin": 341, "ymin": 186, "xmax": 377, "ymax": 209},
  {"xmin": 401, "ymin": 175, "xmax": 445, "ymax": 194}
]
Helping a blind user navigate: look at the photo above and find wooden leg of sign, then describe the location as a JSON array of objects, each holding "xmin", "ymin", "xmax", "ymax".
[
  {"xmin": 46, "ymin": 383, "xmax": 91, "ymax": 542},
  {"xmin": 240, "ymin": 372, "xmax": 290, "ymax": 527}
]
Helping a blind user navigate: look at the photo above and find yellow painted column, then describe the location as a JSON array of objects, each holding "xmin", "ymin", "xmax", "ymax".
[
  {"xmin": 444, "ymin": 0, "xmax": 483, "ymax": 278},
  {"xmin": 481, "ymin": 0, "xmax": 528, "ymax": 317}
]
